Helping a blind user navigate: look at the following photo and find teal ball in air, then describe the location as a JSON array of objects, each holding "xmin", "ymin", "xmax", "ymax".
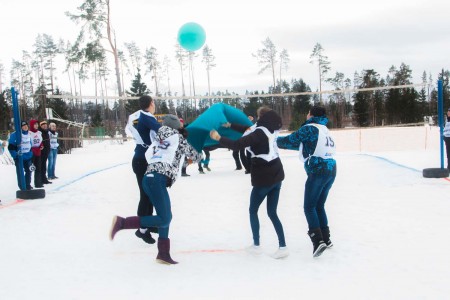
[{"xmin": 177, "ymin": 22, "xmax": 206, "ymax": 52}]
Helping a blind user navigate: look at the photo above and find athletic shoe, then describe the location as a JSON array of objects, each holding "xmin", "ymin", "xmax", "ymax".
[
  {"xmin": 271, "ymin": 247, "xmax": 289, "ymax": 259},
  {"xmin": 135, "ymin": 229, "xmax": 156, "ymax": 244},
  {"xmin": 245, "ymin": 245, "xmax": 262, "ymax": 255}
]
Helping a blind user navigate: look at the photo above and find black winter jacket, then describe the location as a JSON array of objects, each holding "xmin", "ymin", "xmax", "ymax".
[{"xmin": 219, "ymin": 111, "xmax": 284, "ymax": 187}]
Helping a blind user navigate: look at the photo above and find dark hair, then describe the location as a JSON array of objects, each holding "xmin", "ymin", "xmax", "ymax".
[
  {"xmin": 139, "ymin": 95, "xmax": 153, "ymax": 110},
  {"xmin": 309, "ymin": 106, "xmax": 326, "ymax": 117}
]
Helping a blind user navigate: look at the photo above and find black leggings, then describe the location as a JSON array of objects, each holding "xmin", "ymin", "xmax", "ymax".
[{"xmin": 132, "ymin": 157, "xmax": 154, "ymax": 217}]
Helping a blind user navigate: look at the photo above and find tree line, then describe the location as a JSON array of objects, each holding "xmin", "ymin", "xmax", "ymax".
[{"xmin": 0, "ymin": 0, "xmax": 449, "ymax": 139}]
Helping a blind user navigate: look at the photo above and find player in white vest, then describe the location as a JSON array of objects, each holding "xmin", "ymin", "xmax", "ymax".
[
  {"xmin": 125, "ymin": 96, "xmax": 161, "ymax": 244},
  {"xmin": 211, "ymin": 109, "xmax": 289, "ymax": 259},
  {"xmin": 29, "ymin": 119, "xmax": 44, "ymax": 188},
  {"xmin": 444, "ymin": 108, "xmax": 450, "ymax": 170},
  {"xmin": 110, "ymin": 114, "xmax": 201, "ymax": 265},
  {"xmin": 277, "ymin": 106, "xmax": 337, "ymax": 258},
  {"xmin": 8, "ymin": 121, "xmax": 34, "ymax": 190},
  {"xmin": 47, "ymin": 122, "xmax": 59, "ymax": 179}
]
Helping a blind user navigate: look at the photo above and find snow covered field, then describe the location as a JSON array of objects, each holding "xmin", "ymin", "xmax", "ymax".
[{"xmin": 1, "ymin": 126, "xmax": 449, "ymax": 300}]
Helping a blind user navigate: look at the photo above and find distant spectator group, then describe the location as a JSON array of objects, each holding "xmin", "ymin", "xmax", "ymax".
[{"xmin": 7, "ymin": 119, "xmax": 59, "ymax": 190}]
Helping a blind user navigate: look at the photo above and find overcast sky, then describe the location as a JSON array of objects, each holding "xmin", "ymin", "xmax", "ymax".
[{"xmin": 1, "ymin": 0, "xmax": 449, "ymax": 96}]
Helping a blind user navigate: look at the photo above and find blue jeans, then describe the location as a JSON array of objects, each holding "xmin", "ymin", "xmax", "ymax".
[
  {"xmin": 304, "ymin": 174, "xmax": 336, "ymax": 230},
  {"xmin": 249, "ymin": 182, "xmax": 286, "ymax": 247},
  {"xmin": 47, "ymin": 148, "xmax": 58, "ymax": 178},
  {"xmin": 141, "ymin": 172, "xmax": 172, "ymax": 239}
]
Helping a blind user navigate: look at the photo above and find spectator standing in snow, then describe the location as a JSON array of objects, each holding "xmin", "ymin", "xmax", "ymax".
[
  {"xmin": 47, "ymin": 122, "xmax": 59, "ymax": 179},
  {"xmin": 444, "ymin": 108, "xmax": 450, "ymax": 170},
  {"xmin": 7, "ymin": 121, "xmax": 33, "ymax": 190},
  {"xmin": 39, "ymin": 121, "xmax": 52, "ymax": 185},
  {"xmin": 29, "ymin": 119, "xmax": 44, "ymax": 188},
  {"xmin": 277, "ymin": 106, "xmax": 337, "ymax": 258}
]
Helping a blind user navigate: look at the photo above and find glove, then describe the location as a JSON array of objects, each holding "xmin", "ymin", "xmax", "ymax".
[
  {"xmin": 221, "ymin": 122, "xmax": 231, "ymax": 128},
  {"xmin": 210, "ymin": 130, "xmax": 221, "ymax": 141},
  {"xmin": 178, "ymin": 127, "xmax": 189, "ymax": 138}
]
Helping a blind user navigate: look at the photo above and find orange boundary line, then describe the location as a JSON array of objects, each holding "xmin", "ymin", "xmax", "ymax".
[
  {"xmin": 176, "ymin": 249, "xmax": 244, "ymax": 254},
  {"xmin": 0, "ymin": 199, "xmax": 25, "ymax": 209}
]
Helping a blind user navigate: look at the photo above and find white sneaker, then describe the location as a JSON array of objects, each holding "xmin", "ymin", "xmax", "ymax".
[
  {"xmin": 271, "ymin": 247, "xmax": 289, "ymax": 259},
  {"xmin": 246, "ymin": 245, "xmax": 262, "ymax": 255}
]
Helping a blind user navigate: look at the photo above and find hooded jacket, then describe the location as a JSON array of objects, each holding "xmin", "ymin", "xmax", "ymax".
[
  {"xmin": 219, "ymin": 110, "xmax": 285, "ymax": 187},
  {"xmin": 29, "ymin": 119, "xmax": 43, "ymax": 157},
  {"xmin": 39, "ymin": 124, "xmax": 50, "ymax": 156},
  {"xmin": 145, "ymin": 125, "xmax": 201, "ymax": 185},
  {"xmin": 277, "ymin": 116, "xmax": 337, "ymax": 176}
]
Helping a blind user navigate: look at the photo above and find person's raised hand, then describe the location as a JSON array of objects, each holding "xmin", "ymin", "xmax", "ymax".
[{"xmin": 210, "ymin": 130, "xmax": 221, "ymax": 141}]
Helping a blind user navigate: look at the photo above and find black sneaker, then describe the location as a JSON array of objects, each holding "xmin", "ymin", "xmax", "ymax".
[
  {"xmin": 181, "ymin": 173, "xmax": 190, "ymax": 177},
  {"xmin": 325, "ymin": 240, "xmax": 333, "ymax": 248},
  {"xmin": 313, "ymin": 242, "xmax": 327, "ymax": 257},
  {"xmin": 135, "ymin": 229, "xmax": 156, "ymax": 244}
]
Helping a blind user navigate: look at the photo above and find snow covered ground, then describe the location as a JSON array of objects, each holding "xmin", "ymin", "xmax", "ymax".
[{"xmin": 1, "ymin": 126, "xmax": 449, "ymax": 300}]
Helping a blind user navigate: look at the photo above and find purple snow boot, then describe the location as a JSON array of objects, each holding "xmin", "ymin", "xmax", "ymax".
[
  {"xmin": 109, "ymin": 216, "xmax": 140, "ymax": 240},
  {"xmin": 156, "ymin": 238, "xmax": 178, "ymax": 265}
]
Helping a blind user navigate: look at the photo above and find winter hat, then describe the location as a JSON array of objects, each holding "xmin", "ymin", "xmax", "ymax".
[
  {"xmin": 256, "ymin": 110, "xmax": 282, "ymax": 133},
  {"xmin": 29, "ymin": 119, "xmax": 39, "ymax": 132},
  {"xmin": 162, "ymin": 114, "xmax": 181, "ymax": 130},
  {"xmin": 310, "ymin": 106, "xmax": 326, "ymax": 117},
  {"xmin": 21, "ymin": 121, "xmax": 28, "ymax": 127}
]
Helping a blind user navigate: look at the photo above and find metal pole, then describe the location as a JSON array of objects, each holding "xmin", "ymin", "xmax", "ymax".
[
  {"xmin": 438, "ymin": 80, "xmax": 444, "ymax": 169},
  {"xmin": 11, "ymin": 87, "xmax": 26, "ymax": 190}
]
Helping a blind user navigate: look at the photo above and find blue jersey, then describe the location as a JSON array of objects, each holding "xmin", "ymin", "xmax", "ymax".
[
  {"xmin": 134, "ymin": 111, "xmax": 161, "ymax": 160},
  {"xmin": 277, "ymin": 116, "xmax": 336, "ymax": 176}
]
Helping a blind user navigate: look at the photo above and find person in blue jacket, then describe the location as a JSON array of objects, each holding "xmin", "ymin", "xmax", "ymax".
[
  {"xmin": 277, "ymin": 106, "xmax": 337, "ymax": 258},
  {"xmin": 8, "ymin": 121, "xmax": 34, "ymax": 190},
  {"xmin": 126, "ymin": 95, "xmax": 161, "ymax": 244}
]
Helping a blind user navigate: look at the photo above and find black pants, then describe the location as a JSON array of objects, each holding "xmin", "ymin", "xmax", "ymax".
[
  {"xmin": 33, "ymin": 155, "xmax": 42, "ymax": 187},
  {"xmin": 445, "ymin": 137, "xmax": 450, "ymax": 169},
  {"xmin": 233, "ymin": 149, "xmax": 249, "ymax": 171},
  {"xmin": 132, "ymin": 157, "xmax": 154, "ymax": 217},
  {"xmin": 41, "ymin": 151, "xmax": 49, "ymax": 182}
]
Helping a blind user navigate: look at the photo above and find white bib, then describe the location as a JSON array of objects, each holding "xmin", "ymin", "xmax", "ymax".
[
  {"xmin": 126, "ymin": 110, "xmax": 158, "ymax": 146},
  {"xmin": 50, "ymin": 132, "xmax": 59, "ymax": 149},
  {"xmin": 444, "ymin": 121, "xmax": 450, "ymax": 138},
  {"xmin": 247, "ymin": 126, "xmax": 280, "ymax": 162},
  {"xmin": 30, "ymin": 131, "xmax": 43, "ymax": 148},
  {"xmin": 21, "ymin": 133, "xmax": 32, "ymax": 153},
  {"xmin": 299, "ymin": 124, "xmax": 336, "ymax": 162},
  {"xmin": 145, "ymin": 134, "xmax": 180, "ymax": 165}
]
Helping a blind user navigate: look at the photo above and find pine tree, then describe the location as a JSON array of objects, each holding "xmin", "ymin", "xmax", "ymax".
[
  {"xmin": 125, "ymin": 69, "xmax": 150, "ymax": 114},
  {"xmin": 310, "ymin": 43, "xmax": 331, "ymax": 103}
]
